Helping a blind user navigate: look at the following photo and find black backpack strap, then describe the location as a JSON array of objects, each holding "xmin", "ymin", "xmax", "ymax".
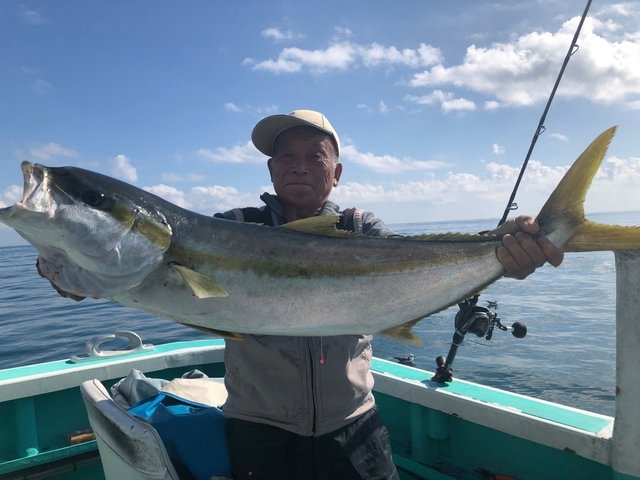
[
  {"xmin": 238, "ymin": 207, "xmax": 275, "ymax": 225},
  {"xmin": 216, "ymin": 207, "xmax": 275, "ymax": 225}
]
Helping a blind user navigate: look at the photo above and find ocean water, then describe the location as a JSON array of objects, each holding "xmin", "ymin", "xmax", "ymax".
[{"xmin": 1, "ymin": 210, "xmax": 639, "ymax": 417}]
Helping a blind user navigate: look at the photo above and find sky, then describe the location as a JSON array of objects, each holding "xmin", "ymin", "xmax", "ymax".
[{"xmin": 1, "ymin": 1, "xmax": 639, "ymax": 246}]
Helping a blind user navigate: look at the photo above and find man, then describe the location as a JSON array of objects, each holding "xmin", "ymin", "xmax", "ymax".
[
  {"xmin": 39, "ymin": 109, "xmax": 563, "ymax": 479},
  {"xmin": 214, "ymin": 109, "xmax": 564, "ymax": 479}
]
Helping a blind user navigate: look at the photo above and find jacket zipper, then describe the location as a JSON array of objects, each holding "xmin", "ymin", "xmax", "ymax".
[{"xmin": 307, "ymin": 338, "xmax": 317, "ymax": 435}]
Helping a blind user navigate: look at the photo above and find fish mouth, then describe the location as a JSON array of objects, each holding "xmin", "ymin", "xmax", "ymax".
[
  {"xmin": 16, "ymin": 161, "xmax": 53, "ymax": 213},
  {"xmin": 20, "ymin": 162, "xmax": 45, "ymax": 204},
  {"xmin": 0, "ymin": 162, "xmax": 54, "ymax": 229}
]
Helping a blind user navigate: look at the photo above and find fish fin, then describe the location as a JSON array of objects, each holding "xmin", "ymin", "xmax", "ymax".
[
  {"xmin": 538, "ymin": 127, "xmax": 616, "ymax": 225},
  {"xmin": 407, "ymin": 232, "xmax": 500, "ymax": 242},
  {"xmin": 281, "ymin": 215, "xmax": 356, "ymax": 238},
  {"xmin": 179, "ymin": 322, "xmax": 243, "ymax": 340},
  {"xmin": 380, "ymin": 320, "xmax": 423, "ymax": 345},
  {"xmin": 535, "ymin": 126, "xmax": 640, "ymax": 251},
  {"xmin": 171, "ymin": 264, "xmax": 229, "ymax": 298},
  {"xmin": 565, "ymin": 221, "xmax": 640, "ymax": 252}
]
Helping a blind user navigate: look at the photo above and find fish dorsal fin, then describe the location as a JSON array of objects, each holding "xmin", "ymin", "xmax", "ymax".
[
  {"xmin": 406, "ymin": 232, "xmax": 499, "ymax": 242},
  {"xmin": 380, "ymin": 320, "xmax": 423, "ymax": 345},
  {"xmin": 179, "ymin": 322, "xmax": 243, "ymax": 340},
  {"xmin": 280, "ymin": 215, "xmax": 355, "ymax": 238},
  {"xmin": 170, "ymin": 263, "xmax": 229, "ymax": 298}
]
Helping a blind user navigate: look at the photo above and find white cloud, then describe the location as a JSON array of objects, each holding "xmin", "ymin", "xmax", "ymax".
[
  {"xmin": 19, "ymin": 6, "xmax": 46, "ymax": 25},
  {"xmin": 191, "ymin": 185, "xmax": 256, "ymax": 213},
  {"xmin": 332, "ymin": 182, "xmax": 388, "ymax": 203},
  {"xmin": 261, "ymin": 27, "xmax": 303, "ymax": 42},
  {"xmin": 250, "ymin": 41, "xmax": 442, "ymax": 74},
  {"xmin": 360, "ymin": 42, "xmax": 442, "ymax": 68},
  {"xmin": 252, "ymin": 43, "xmax": 354, "ymax": 73},
  {"xmin": 583, "ymin": 155, "xmax": 640, "ymax": 213},
  {"xmin": 224, "ymin": 102, "xmax": 242, "ymax": 112},
  {"xmin": 491, "ymin": 160, "xmax": 566, "ymax": 190},
  {"xmin": 1, "ymin": 184, "xmax": 23, "ymax": 208},
  {"xmin": 405, "ymin": 90, "xmax": 476, "ymax": 113},
  {"xmin": 333, "ymin": 177, "xmax": 460, "ymax": 206},
  {"xmin": 30, "ymin": 142, "xmax": 77, "ymax": 160},
  {"xmin": 341, "ymin": 144, "xmax": 450, "ymax": 174},
  {"xmin": 161, "ymin": 172, "xmax": 207, "ymax": 183},
  {"xmin": 484, "ymin": 100, "xmax": 500, "ymax": 110},
  {"xmin": 333, "ymin": 151, "xmax": 640, "ymax": 222},
  {"xmin": 484, "ymin": 162, "xmax": 521, "ymax": 183},
  {"xmin": 492, "ymin": 143, "xmax": 506, "ymax": 155},
  {"xmin": 197, "ymin": 141, "xmax": 265, "ymax": 164},
  {"xmin": 144, "ymin": 184, "xmax": 192, "ymax": 209},
  {"xmin": 600, "ymin": 155, "xmax": 640, "ymax": 181},
  {"xmin": 408, "ymin": 16, "xmax": 640, "ymax": 108},
  {"xmin": 550, "ymin": 132, "xmax": 569, "ymax": 142},
  {"xmin": 112, "ymin": 154, "xmax": 138, "ymax": 182},
  {"xmin": 332, "ymin": 26, "xmax": 353, "ymax": 41}
]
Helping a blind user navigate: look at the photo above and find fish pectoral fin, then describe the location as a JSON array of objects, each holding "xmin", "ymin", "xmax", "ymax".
[
  {"xmin": 380, "ymin": 320, "xmax": 423, "ymax": 345},
  {"xmin": 179, "ymin": 322, "xmax": 243, "ymax": 340},
  {"xmin": 281, "ymin": 215, "xmax": 356, "ymax": 238},
  {"xmin": 170, "ymin": 263, "xmax": 229, "ymax": 298}
]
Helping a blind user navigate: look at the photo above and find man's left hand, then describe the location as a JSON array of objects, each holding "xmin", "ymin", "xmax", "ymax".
[{"xmin": 491, "ymin": 215, "xmax": 564, "ymax": 280}]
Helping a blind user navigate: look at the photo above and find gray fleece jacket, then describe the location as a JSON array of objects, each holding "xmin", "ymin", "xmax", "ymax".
[{"xmin": 215, "ymin": 194, "xmax": 395, "ymax": 435}]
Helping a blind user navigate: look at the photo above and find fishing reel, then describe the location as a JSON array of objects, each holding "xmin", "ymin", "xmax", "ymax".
[
  {"xmin": 455, "ymin": 296, "xmax": 527, "ymax": 341},
  {"xmin": 431, "ymin": 295, "xmax": 527, "ymax": 383}
]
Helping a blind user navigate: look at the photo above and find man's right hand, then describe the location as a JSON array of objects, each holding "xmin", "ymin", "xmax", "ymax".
[{"xmin": 36, "ymin": 257, "xmax": 86, "ymax": 302}]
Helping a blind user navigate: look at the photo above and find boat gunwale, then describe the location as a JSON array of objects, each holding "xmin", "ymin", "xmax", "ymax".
[{"xmin": 0, "ymin": 337, "xmax": 616, "ymax": 472}]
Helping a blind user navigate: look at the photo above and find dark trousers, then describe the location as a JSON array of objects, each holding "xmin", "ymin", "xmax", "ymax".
[{"xmin": 226, "ymin": 408, "xmax": 399, "ymax": 480}]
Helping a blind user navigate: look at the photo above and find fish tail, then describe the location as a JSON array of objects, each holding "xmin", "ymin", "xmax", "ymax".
[
  {"xmin": 565, "ymin": 221, "xmax": 640, "ymax": 252},
  {"xmin": 537, "ymin": 126, "xmax": 640, "ymax": 252}
]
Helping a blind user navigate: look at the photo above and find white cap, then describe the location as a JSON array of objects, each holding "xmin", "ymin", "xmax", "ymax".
[{"xmin": 251, "ymin": 109, "xmax": 340, "ymax": 157}]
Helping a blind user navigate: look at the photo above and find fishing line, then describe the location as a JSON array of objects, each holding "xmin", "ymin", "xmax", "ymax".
[{"xmin": 497, "ymin": 0, "xmax": 593, "ymax": 227}]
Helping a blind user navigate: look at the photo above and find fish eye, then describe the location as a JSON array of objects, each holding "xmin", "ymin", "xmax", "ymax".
[{"xmin": 81, "ymin": 190, "xmax": 112, "ymax": 210}]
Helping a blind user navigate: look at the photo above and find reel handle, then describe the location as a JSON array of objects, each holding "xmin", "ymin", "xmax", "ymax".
[{"xmin": 511, "ymin": 322, "xmax": 527, "ymax": 338}]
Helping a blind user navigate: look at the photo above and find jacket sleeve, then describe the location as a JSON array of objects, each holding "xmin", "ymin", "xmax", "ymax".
[
  {"xmin": 361, "ymin": 211, "xmax": 399, "ymax": 238},
  {"xmin": 214, "ymin": 210, "xmax": 238, "ymax": 221}
]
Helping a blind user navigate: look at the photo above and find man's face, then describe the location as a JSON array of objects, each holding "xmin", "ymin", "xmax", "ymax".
[{"xmin": 268, "ymin": 126, "xmax": 342, "ymax": 210}]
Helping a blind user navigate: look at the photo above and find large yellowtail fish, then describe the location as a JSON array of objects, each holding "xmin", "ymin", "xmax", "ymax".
[{"xmin": 1, "ymin": 127, "xmax": 638, "ymax": 341}]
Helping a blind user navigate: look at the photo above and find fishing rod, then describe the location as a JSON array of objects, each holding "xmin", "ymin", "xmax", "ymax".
[
  {"xmin": 432, "ymin": 0, "xmax": 593, "ymax": 383},
  {"xmin": 497, "ymin": 0, "xmax": 593, "ymax": 227}
]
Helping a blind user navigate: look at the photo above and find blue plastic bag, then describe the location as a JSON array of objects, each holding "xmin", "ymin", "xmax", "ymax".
[{"xmin": 128, "ymin": 391, "xmax": 230, "ymax": 479}]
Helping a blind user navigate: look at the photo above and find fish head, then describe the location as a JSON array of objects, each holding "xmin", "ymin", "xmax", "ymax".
[{"xmin": 0, "ymin": 162, "xmax": 172, "ymax": 298}]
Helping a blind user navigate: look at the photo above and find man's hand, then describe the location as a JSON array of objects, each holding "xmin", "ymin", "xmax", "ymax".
[
  {"xmin": 491, "ymin": 215, "xmax": 564, "ymax": 280},
  {"xmin": 36, "ymin": 257, "xmax": 86, "ymax": 302}
]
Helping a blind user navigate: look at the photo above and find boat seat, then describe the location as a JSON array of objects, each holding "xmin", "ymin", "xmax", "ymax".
[{"xmin": 80, "ymin": 378, "xmax": 180, "ymax": 480}]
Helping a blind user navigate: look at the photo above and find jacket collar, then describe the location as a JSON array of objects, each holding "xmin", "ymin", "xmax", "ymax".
[{"xmin": 260, "ymin": 193, "xmax": 340, "ymax": 223}]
